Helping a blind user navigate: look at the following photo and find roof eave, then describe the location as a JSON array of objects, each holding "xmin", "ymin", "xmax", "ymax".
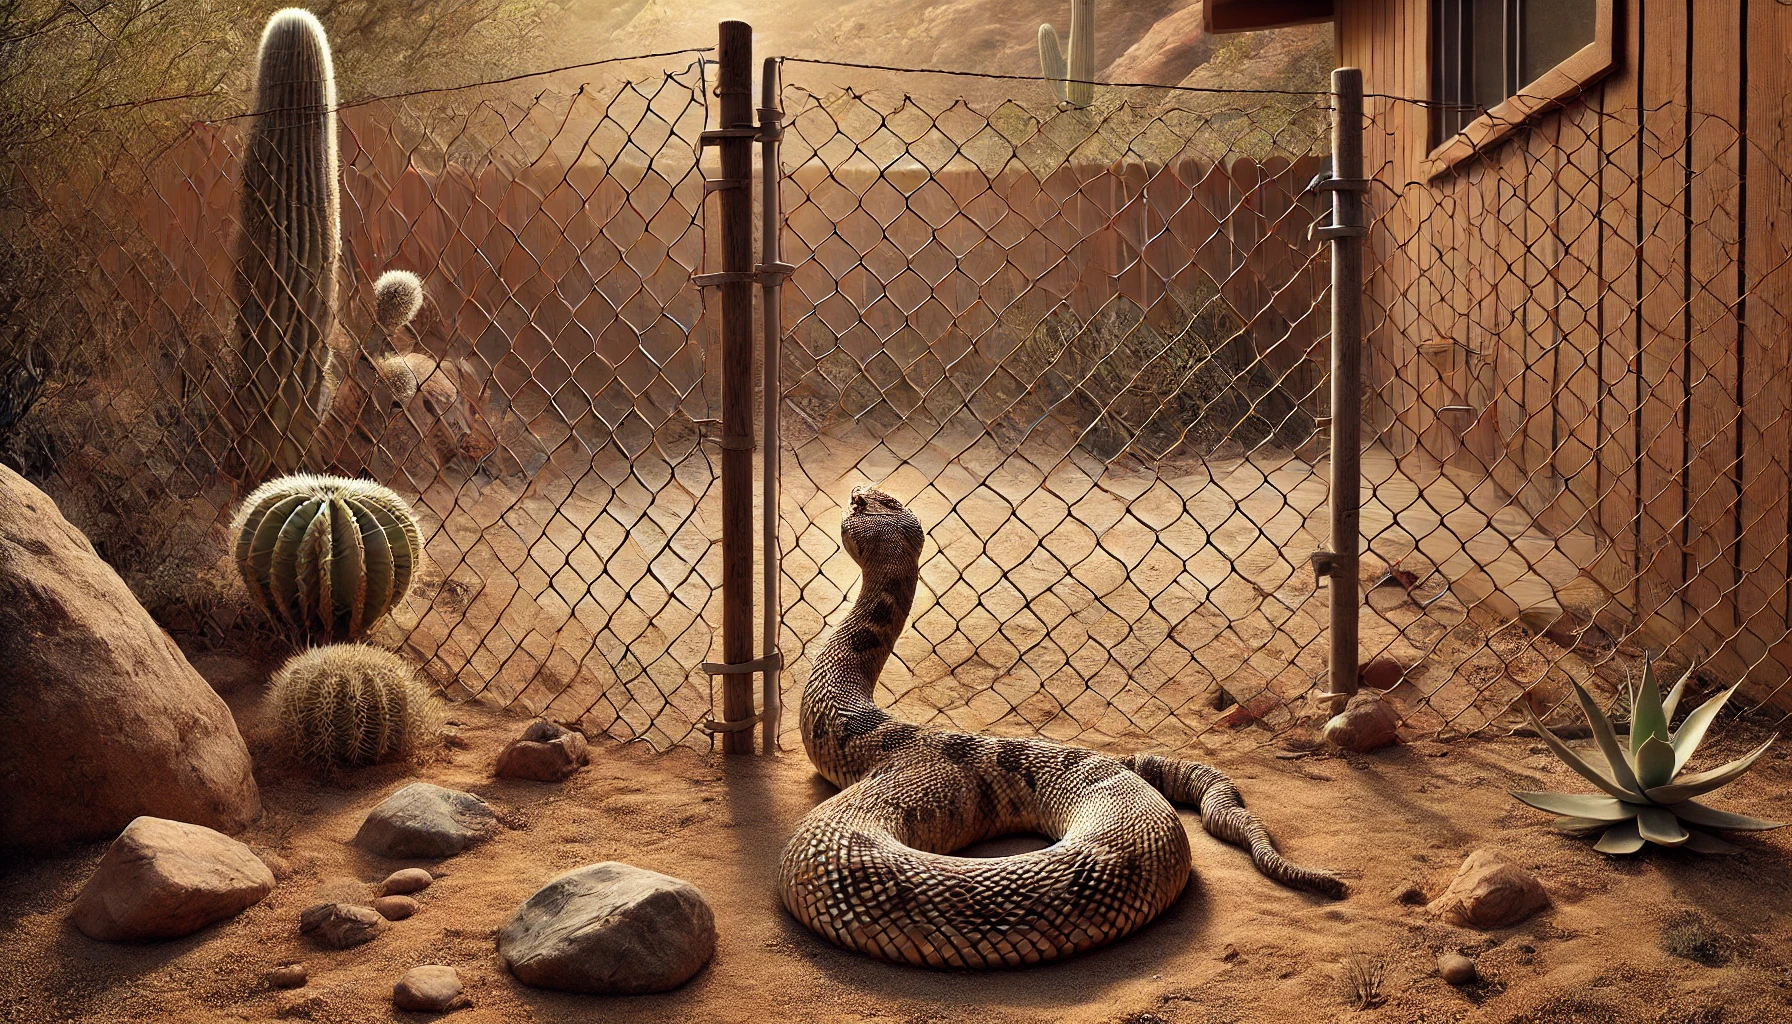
[{"xmin": 1203, "ymin": 0, "xmax": 1336, "ymax": 34}]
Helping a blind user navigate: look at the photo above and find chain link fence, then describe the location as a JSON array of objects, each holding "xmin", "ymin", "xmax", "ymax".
[{"xmin": 8, "ymin": 44, "xmax": 1788, "ymax": 756}]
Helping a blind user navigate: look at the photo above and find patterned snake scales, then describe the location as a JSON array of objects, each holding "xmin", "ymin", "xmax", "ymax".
[{"xmin": 776, "ymin": 487, "xmax": 1347, "ymax": 969}]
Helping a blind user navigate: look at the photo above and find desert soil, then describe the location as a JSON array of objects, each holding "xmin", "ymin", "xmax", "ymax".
[{"xmin": 4, "ymin": 668, "xmax": 1792, "ymax": 1024}]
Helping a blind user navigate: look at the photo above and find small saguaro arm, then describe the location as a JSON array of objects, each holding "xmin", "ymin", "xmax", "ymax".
[
  {"xmin": 1039, "ymin": 0, "xmax": 1097, "ymax": 109},
  {"xmin": 233, "ymin": 8, "xmax": 341, "ymax": 479}
]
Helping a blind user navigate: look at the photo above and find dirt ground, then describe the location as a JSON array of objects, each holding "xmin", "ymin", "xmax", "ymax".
[{"xmin": 5, "ymin": 667, "xmax": 1792, "ymax": 1024}]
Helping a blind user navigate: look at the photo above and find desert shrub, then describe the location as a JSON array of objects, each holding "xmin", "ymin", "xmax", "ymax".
[
  {"xmin": 1007, "ymin": 285, "xmax": 1314, "ymax": 461},
  {"xmin": 265, "ymin": 643, "xmax": 443, "ymax": 770}
]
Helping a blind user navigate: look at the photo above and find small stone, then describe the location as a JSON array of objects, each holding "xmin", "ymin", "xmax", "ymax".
[
  {"xmin": 1220, "ymin": 943, "xmax": 1240, "ymax": 961},
  {"xmin": 1360, "ymin": 657, "xmax": 1403, "ymax": 690},
  {"xmin": 494, "ymin": 720, "xmax": 590, "ymax": 782},
  {"xmin": 1516, "ymin": 943, "xmax": 1536, "ymax": 954},
  {"xmin": 71, "ymin": 816, "xmax": 276, "ymax": 941},
  {"xmin": 1394, "ymin": 885, "xmax": 1429, "ymax": 906},
  {"xmin": 380, "ymin": 868, "xmax": 434, "ymax": 896},
  {"xmin": 1216, "ymin": 692, "xmax": 1281, "ymax": 728},
  {"xmin": 299, "ymin": 903, "xmax": 387, "ymax": 949},
  {"xmin": 1322, "ymin": 692, "xmax": 1402, "ymax": 752},
  {"xmin": 393, "ymin": 965, "xmax": 469, "ymax": 1012},
  {"xmin": 1428, "ymin": 848, "xmax": 1549, "ymax": 929},
  {"xmin": 499, "ymin": 862, "xmax": 715, "ymax": 994},
  {"xmin": 258, "ymin": 851, "xmax": 296, "ymax": 880},
  {"xmin": 373, "ymin": 895, "xmax": 418, "ymax": 920},
  {"xmin": 267, "ymin": 964, "xmax": 308, "ymax": 989},
  {"xmin": 1438, "ymin": 953, "xmax": 1478, "ymax": 985},
  {"xmin": 353, "ymin": 783, "xmax": 498, "ymax": 860}
]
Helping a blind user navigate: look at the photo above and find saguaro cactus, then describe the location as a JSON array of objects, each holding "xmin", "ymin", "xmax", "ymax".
[
  {"xmin": 234, "ymin": 8, "xmax": 341, "ymax": 478},
  {"xmin": 1039, "ymin": 0, "xmax": 1096, "ymax": 109},
  {"xmin": 232, "ymin": 474, "xmax": 423, "ymax": 642}
]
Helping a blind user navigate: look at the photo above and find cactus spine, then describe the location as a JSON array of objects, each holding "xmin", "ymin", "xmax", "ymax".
[
  {"xmin": 235, "ymin": 8, "xmax": 341, "ymax": 478},
  {"xmin": 1039, "ymin": 0, "xmax": 1096, "ymax": 109},
  {"xmin": 266, "ymin": 643, "xmax": 443, "ymax": 770},
  {"xmin": 232, "ymin": 474, "xmax": 423, "ymax": 642}
]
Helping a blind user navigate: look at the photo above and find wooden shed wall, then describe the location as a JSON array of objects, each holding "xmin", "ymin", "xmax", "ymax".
[{"xmin": 1338, "ymin": 0, "xmax": 1792, "ymax": 694}]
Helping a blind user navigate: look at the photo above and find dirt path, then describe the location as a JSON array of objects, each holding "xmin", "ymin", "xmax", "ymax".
[{"xmin": 4, "ymin": 691, "xmax": 1791, "ymax": 1024}]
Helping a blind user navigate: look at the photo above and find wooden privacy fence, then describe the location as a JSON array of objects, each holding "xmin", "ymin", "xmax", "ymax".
[{"xmin": 1358, "ymin": 83, "xmax": 1792, "ymax": 719}]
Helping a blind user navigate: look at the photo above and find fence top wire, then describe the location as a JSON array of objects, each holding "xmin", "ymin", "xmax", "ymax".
[
  {"xmin": 776, "ymin": 55, "xmax": 1332, "ymax": 98},
  {"xmin": 98, "ymin": 47, "xmax": 717, "ymax": 122}
]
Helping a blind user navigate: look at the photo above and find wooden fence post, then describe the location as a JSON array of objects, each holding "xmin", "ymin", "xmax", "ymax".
[
  {"xmin": 1316, "ymin": 67, "xmax": 1365, "ymax": 716},
  {"xmin": 759, "ymin": 56, "xmax": 790, "ymax": 754}
]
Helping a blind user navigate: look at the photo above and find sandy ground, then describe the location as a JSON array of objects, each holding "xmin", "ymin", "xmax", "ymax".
[{"xmin": 5, "ymin": 673, "xmax": 1792, "ymax": 1024}]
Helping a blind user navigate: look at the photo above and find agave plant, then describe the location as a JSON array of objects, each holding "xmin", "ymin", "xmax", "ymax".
[{"xmin": 1512, "ymin": 656, "xmax": 1784, "ymax": 854}]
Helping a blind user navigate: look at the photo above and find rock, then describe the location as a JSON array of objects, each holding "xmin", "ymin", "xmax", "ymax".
[
  {"xmin": 267, "ymin": 964, "xmax": 308, "ymax": 989},
  {"xmin": 494, "ymin": 720, "xmax": 589, "ymax": 782},
  {"xmin": 0, "ymin": 466, "xmax": 260, "ymax": 848},
  {"xmin": 1360, "ymin": 657, "xmax": 1403, "ymax": 690},
  {"xmin": 1216, "ymin": 692, "xmax": 1281, "ymax": 728},
  {"xmin": 353, "ymin": 784, "xmax": 497, "ymax": 859},
  {"xmin": 299, "ymin": 903, "xmax": 387, "ymax": 948},
  {"xmin": 1393, "ymin": 884, "xmax": 1429, "ymax": 906},
  {"xmin": 499, "ymin": 862, "xmax": 716, "ymax": 994},
  {"xmin": 381, "ymin": 867, "xmax": 435, "ymax": 895},
  {"xmin": 258, "ymin": 851, "xmax": 296, "ymax": 880},
  {"xmin": 1438, "ymin": 953, "xmax": 1478, "ymax": 985},
  {"xmin": 393, "ymin": 965, "xmax": 469, "ymax": 1012},
  {"xmin": 1428, "ymin": 849, "xmax": 1549, "ymax": 929},
  {"xmin": 70, "ymin": 816, "xmax": 275, "ymax": 941},
  {"xmin": 373, "ymin": 895, "xmax": 418, "ymax": 920},
  {"xmin": 1322, "ymin": 692, "xmax": 1402, "ymax": 752}
]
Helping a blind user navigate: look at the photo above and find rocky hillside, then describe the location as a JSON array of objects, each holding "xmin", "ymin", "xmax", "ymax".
[{"xmin": 564, "ymin": 0, "xmax": 1331, "ymax": 102}]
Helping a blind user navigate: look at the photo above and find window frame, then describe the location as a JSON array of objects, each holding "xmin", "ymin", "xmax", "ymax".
[{"xmin": 1421, "ymin": 0, "xmax": 1619, "ymax": 179}]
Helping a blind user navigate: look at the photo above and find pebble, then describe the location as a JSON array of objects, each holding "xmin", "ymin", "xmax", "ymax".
[
  {"xmin": 299, "ymin": 903, "xmax": 387, "ymax": 949},
  {"xmin": 1439, "ymin": 953, "xmax": 1478, "ymax": 986},
  {"xmin": 393, "ymin": 965, "xmax": 469, "ymax": 1012},
  {"xmin": 1394, "ymin": 884, "xmax": 1429, "ymax": 906},
  {"xmin": 267, "ymin": 964, "xmax": 308, "ymax": 989},
  {"xmin": 381, "ymin": 867, "xmax": 434, "ymax": 895},
  {"xmin": 373, "ymin": 895, "xmax": 419, "ymax": 921}
]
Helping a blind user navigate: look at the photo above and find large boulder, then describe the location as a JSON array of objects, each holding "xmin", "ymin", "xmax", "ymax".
[
  {"xmin": 71, "ymin": 816, "xmax": 275, "ymax": 941},
  {"xmin": 0, "ymin": 466, "xmax": 259, "ymax": 847},
  {"xmin": 354, "ymin": 783, "xmax": 498, "ymax": 859},
  {"xmin": 499, "ymin": 862, "xmax": 716, "ymax": 994}
]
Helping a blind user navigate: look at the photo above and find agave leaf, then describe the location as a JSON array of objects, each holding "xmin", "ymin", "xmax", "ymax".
[
  {"xmin": 1630, "ymin": 656, "xmax": 1671, "ymax": 754},
  {"xmin": 1511, "ymin": 791, "xmax": 1639, "ymax": 820},
  {"xmin": 1634, "ymin": 735, "xmax": 1678, "ymax": 790},
  {"xmin": 1667, "ymin": 799, "xmax": 1788, "ymax": 832},
  {"xmin": 1636, "ymin": 805, "xmax": 1690, "ymax": 846},
  {"xmin": 1670, "ymin": 685, "xmax": 1737, "ymax": 776},
  {"xmin": 1524, "ymin": 708, "xmax": 1647, "ymax": 801},
  {"xmin": 1594, "ymin": 817, "xmax": 1645, "ymax": 854},
  {"xmin": 1646, "ymin": 737, "xmax": 1777, "ymax": 803},
  {"xmin": 1681, "ymin": 828, "xmax": 1742, "ymax": 855},
  {"xmin": 1661, "ymin": 664, "xmax": 1695, "ymax": 724},
  {"xmin": 1553, "ymin": 815, "xmax": 1614, "ymax": 834},
  {"xmin": 1571, "ymin": 680, "xmax": 1643, "ymax": 794}
]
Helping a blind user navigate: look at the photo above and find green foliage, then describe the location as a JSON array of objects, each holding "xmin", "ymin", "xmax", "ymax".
[
  {"xmin": 1512, "ymin": 654, "xmax": 1784, "ymax": 854},
  {"xmin": 265, "ymin": 643, "xmax": 442, "ymax": 769},
  {"xmin": 231, "ymin": 473, "xmax": 423, "ymax": 642},
  {"xmin": 1038, "ymin": 0, "xmax": 1096, "ymax": 109}
]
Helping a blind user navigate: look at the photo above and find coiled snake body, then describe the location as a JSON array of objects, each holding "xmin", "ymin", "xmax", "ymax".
[{"xmin": 777, "ymin": 488, "xmax": 1346, "ymax": 968}]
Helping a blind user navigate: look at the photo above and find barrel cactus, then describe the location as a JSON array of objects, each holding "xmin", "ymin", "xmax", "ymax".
[
  {"xmin": 1512, "ymin": 655, "xmax": 1784, "ymax": 854},
  {"xmin": 234, "ymin": 8, "xmax": 341, "ymax": 478},
  {"xmin": 266, "ymin": 643, "xmax": 442, "ymax": 769},
  {"xmin": 1039, "ymin": 0, "xmax": 1096, "ymax": 109},
  {"xmin": 231, "ymin": 474, "xmax": 423, "ymax": 642}
]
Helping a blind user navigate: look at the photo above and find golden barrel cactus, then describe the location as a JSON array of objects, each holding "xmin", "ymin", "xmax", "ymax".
[
  {"xmin": 232, "ymin": 474, "xmax": 422, "ymax": 642},
  {"xmin": 265, "ymin": 643, "xmax": 442, "ymax": 769}
]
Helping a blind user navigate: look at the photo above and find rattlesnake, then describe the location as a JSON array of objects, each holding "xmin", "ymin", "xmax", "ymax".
[{"xmin": 777, "ymin": 487, "xmax": 1346, "ymax": 968}]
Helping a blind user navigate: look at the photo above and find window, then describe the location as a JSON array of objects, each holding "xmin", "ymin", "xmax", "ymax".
[{"xmin": 1427, "ymin": 0, "xmax": 1614, "ymax": 174}]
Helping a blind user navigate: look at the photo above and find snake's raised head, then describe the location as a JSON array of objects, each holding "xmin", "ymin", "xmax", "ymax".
[{"xmin": 842, "ymin": 486, "xmax": 923, "ymax": 569}]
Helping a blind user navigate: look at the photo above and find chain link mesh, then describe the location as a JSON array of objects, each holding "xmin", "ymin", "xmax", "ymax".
[{"xmin": 8, "ymin": 52, "xmax": 1784, "ymax": 755}]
